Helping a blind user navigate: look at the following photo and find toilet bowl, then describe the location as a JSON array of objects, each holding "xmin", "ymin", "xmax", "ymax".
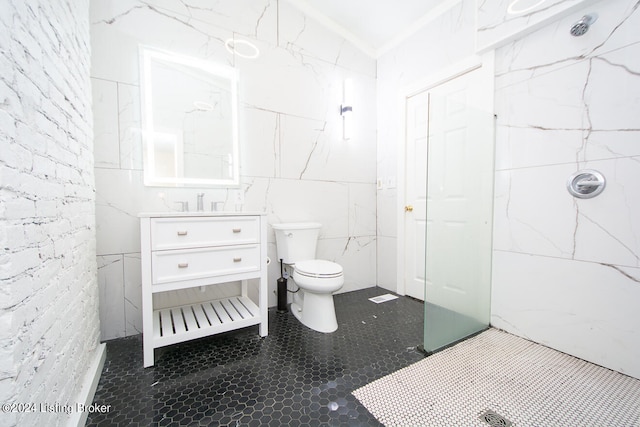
[{"xmin": 272, "ymin": 223, "xmax": 344, "ymax": 333}]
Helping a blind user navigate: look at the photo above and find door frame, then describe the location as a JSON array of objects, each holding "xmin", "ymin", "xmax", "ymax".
[{"xmin": 396, "ymin": 52, "xmax": 495, "ymax": 297}]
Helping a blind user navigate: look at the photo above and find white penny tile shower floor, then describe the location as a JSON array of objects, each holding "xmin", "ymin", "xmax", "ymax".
[{"xmin": 353, "ymin": 328, "xmax": 640, "ymax": 426}]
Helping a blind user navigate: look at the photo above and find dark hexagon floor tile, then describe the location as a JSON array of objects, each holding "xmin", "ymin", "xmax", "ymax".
[{"xmin": 85, "ymin": 287, "xmax": 424, "ymax": 426}]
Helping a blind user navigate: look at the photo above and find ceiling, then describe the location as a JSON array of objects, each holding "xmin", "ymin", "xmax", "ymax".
[{"xmin": 286, "ymin": 0, "xmax": 452, "ymax": 57}]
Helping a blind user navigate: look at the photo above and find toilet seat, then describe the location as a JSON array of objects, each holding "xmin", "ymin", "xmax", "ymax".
[{"xmin": 294, "ymin": 259, "xmax": 343, "ymax": 278}]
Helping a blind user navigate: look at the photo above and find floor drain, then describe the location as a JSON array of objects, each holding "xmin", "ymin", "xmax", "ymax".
[
  {"xmin": 479, "ymin": 409, "xmax": 513, "ymax": 427},
  {"xmin": 368, "ymin": 294, "xmax": 398, "ymax": 304}
]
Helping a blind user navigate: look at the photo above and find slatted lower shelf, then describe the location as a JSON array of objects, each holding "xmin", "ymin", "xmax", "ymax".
[{"xmin": 152, "ymin": 296, "xmax": 260, "ymax": 347}]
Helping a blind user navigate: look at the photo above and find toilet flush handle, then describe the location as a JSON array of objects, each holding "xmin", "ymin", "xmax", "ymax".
[{"xmin": 287, "ymin": 232, "xmax": 293, "ymax": 238}]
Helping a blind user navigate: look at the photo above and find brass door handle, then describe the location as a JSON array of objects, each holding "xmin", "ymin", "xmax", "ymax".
[{"xmin": 404, "ymin": 205, "xmax": 414, "ymax": 212}]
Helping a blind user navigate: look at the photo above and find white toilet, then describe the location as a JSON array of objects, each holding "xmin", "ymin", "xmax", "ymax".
[{"xmin": 272, "ymin": 222, "xmax": 344, "ymax": 333}]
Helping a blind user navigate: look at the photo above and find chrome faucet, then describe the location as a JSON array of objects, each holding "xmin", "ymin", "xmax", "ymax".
[{"xmin": 197, "ymin": 193, "xmax": 205, "ymax": 211}]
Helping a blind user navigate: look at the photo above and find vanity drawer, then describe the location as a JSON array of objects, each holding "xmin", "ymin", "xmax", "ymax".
[
  {"xmin": 151, "ymin": 216, "xmax": 259, "ymax": 250},
  {"xmin": 151, "ymin": 245, "xmax": 260, "ymax": 285}
]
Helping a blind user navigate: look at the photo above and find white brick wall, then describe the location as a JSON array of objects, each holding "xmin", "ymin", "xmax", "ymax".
[{"xmin": 0, "ymin": 1, "xmax": 101, "ymax": 426}]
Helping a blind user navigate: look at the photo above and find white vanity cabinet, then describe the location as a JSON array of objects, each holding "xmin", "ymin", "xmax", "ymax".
[{"xmin": 140, "ymin": 213, "xmax": 268, "ymax": 367}]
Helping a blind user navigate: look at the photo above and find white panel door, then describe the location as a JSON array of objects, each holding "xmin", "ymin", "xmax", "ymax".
[
  {"xmin": 403, "ymin": 65, "xmax": 494, "ymax": 321},
  {"xmin": 404, "ymin": 92, "xmax": 429, "ymax": 300},
  {"xmin": 424, "ymin": 67, "xmax": 494, "ymax": 321}
]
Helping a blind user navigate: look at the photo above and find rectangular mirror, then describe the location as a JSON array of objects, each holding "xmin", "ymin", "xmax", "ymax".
[{"xmin": 140, "ymin": 46, "xmax": 240, "ymax": 187}]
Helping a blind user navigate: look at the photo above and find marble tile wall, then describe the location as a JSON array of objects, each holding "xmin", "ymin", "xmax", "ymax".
[
  {"xmin": 377, "ymin": 0, "xmax": 640, "ymax": 379},
  {"xmin": 90, "ymin": 0, "xmax": 377, "ymax": 340},
  {"xmin": 476, "ymin": 0, "xmax": 600, "ymax": 51},
  {"xmin": 492, "ymin": 0, "xmax": 640, "ymax": 380}
]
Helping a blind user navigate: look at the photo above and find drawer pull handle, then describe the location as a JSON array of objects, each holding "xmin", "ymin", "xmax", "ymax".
[
  {"xmin": 232, "ymin": 228, "xmax": 242, "ymax": 233},
  {"xmin": 178, "ymin": 263, "xmax": 189, "ymax": 268},
  {"xmin": 177, "ymin": 231, "xmax": 188, "ymax": 236},
  {"xmin": 233, "ymin": 257, "xmax": 242, "ymax": 263}
]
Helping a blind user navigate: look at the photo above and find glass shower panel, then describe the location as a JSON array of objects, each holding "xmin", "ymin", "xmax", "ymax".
[{"xmin": 421, "ymin": 68, "xmax": 494, "ymax": 354}]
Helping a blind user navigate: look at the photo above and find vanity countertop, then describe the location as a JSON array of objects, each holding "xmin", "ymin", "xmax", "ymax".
[{"xmin": 138, "ymin": 211, "xmax": 266, "ymax": 218}]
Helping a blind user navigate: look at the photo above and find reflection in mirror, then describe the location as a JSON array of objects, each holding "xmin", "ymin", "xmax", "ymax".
[{"xmin": 140, "ymin": 46, "xmax": 239, "ymax": 187}]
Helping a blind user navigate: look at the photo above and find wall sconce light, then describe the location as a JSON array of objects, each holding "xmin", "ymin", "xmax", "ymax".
[{"xmin": 340, "ymin": 78, "xmax": 353, "ymax": 140}]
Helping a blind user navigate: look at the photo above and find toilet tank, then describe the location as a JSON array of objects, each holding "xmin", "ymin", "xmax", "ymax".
[{"xmin": 272, "ymin": 222, "xmax": 321, "ymax": 264}]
